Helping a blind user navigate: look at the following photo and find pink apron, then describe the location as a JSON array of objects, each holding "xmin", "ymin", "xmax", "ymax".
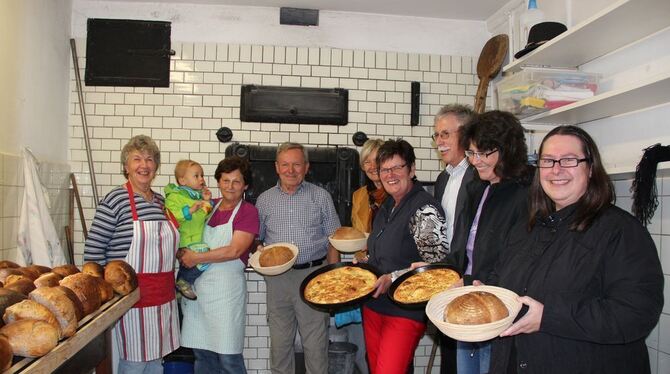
[{"xmin": 113, "ymin": 182, "xmax": 180, "ymax": 361}]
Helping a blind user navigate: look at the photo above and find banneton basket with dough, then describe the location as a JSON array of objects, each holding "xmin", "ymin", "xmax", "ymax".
[
  {"xmin": 249, "ymin": 243, "xmax": 299, "ymax": 276},
  {"xmin": 426, "ymin": 285, "xmax": 522, "ymax": 342},
  {"xmin": 328, "ymin": 233, "xmax": 369, "ymax": 253}
]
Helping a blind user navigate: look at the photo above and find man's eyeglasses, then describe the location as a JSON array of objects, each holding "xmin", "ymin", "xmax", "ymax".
[
  {"xmin": 464, "ymin": 149, "xmax": 498, "ymax": 160},
  {"xmin": 379, "ymin": 163, "xmax": 407, "ymax": 175},
  {"xmin": 431, "ymin": 129, "xmax": 459, "ymax": 141},
  {"xmin": 536, "ymin": 158, "xmax": 590, "ymax": 168}
]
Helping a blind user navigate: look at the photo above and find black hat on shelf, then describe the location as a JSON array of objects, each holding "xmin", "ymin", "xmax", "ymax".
[{"xmin": 514, "ymin": 21, "xmax": 567, "ymax": 59}]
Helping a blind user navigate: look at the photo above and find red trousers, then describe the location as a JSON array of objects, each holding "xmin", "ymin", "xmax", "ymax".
[{"xmin": 362, "ymin": 306, "xmax": 426, "ymax": 374}]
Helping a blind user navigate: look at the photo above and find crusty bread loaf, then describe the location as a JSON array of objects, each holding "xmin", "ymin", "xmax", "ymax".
[
  {"xmin": 4, "ymin": 274, "xmax": 32, "ymax": 286},
  {"xmin": 82, "ymin": 262, "xmax": 104, "ymax": 278},
  {"xmin": 259, "ymin": 246, "xmax": 294, "ymax": 267},
  {"xmin": 445, "ymin": 291, "xmax": 508, "ymax": 325},
  {"xmin": 4, "ymin": 279, "xmax": 36, "ymax": 296},
  {"xmin": 59, "ymin": 273, "xmax": 101, "ymax": 316},
  {"xmin": 29, "ymin": 287, "xmax": 78, "ymax": 338},
  {"xmin": 52, "ymin": 286, "xmax": 84, "ymax": 322},
  {"xmin": 34, "ymin": 272, "xmax": 63, "ymax": 288},
  {"xmin": 0, "ymin": 335, "xmax": 11, "ymax": 371},
  {"xmin": 23, "ymin": 265, "xmax": 52, "ymax": 276},
  {"xmin": 331, "ymin": 226, "xmax": 366, "ymax": 240},
  {"xmin": 93, "ymin": 277, "xmax": 115, "ymax": 303},
  {"xmin": 17, "ymin": 267, "xmax": 40, "ymax": 280},
  {"xmin": 0, "ymin": 289, "xmax": 27, "ymax": 328},
  {"xmin": 104, "ymin": 261, "xmax": 138, "ymax": 296},
  {"xmin": 51, "ymin": 264, "xmax": 80, "ymax": 278},
  {"xmin": 0, "ymin": 269, "xmax": 23, "ymax": 284},
  {"xmin": 0, "ymin": 319, "xmax": 59, "ymax": 357},
  {"xmin": 0, "ymin": 261, "xmax": 19, "ymax": 270},
  {"xmin": 3, "ymin": 300, "xmax": 60, "ymax": 337}
]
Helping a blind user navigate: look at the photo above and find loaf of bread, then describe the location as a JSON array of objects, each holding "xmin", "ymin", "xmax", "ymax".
[
  {"xmin": 29, "ymin": 287, "xmax": 79, "ymax": 338},
  {"xmin": 59, "ymin": 273, "xmax": 101, "ymax": 316},
  {"xmin": 4, "ymin": 274, "xmax": 32, "ymax": 286},
  {"xmin": 34, "ymin": 272, "xmax": 63, "ymax": 288},
  {"xmin": 104, "ymin": 261, "xmax": 138, "ymax": 296},
  {"xmin": 93, "ymin": 277, "xmax": 115, "ymax": 303},
  {"xmin": 51, "ymin": 264, "xmax": 80, "ymax": 278},
  {"xmin": 259, "ymin": 246, "xmax": 294, "ymax": 267},
  {"xmin": 4, "ymin": 279, "xmax": 36, "ymax": 296},
  {"xmin": 17, "ymin": 267, "xmax": 40, "ymax": 280},
  {"xmin": 0, "ymin": 261, "xmax": 19, "ymax": 270},
  {"xmin": 82, "ymin": 262, "xmax": 104, "ymax": 278},
  {"xmin": 445, "ymin": 291, "xmax": 508, "ymax": 325},
  {"xmin": 0, "ymin": 335, "xmax": 11, "ymax": 371},
  {"xmin": 0, "ymin": 319, "xmax": 59, "ymax": 357},
  {"xmin": 3, "ymin": 300, "xmax": 60, "ymax": 337},
  {"xmin": 331, "ymin": 226, "xmax": 366, "ymax": 240},
  {"xmin": 23, "ymin": 265, "xmax": 52, "ymax": 276},
  {"xmin": 0, "ymin": 269, "xmax": 23, "ymax": 284},
  {"xmin": 52, "ymin": 286, "xmax": 84, "ymax": 321},
  {"xmin": 0, "ymin": 289, "xmax": 28, "ymax": 328}
]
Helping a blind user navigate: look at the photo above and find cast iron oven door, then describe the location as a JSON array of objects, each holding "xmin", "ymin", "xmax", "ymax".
[{"xmin": 225, "ymin": 144, "xmax": 361, "ymax": 226}]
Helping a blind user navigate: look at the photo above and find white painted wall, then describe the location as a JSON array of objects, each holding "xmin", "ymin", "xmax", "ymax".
[
  {"xmin": 0, "ymin": 0, "xmax": 72, "ymax": 161},
  {"xmin": 71, "ymin": 0, "xmax": 491, "ymax": 56}
]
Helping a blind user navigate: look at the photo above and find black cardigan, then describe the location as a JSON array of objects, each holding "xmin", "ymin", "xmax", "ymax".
[{"xmin": 488, "ymin": 204, "xmax": 664, "ymax": 374}]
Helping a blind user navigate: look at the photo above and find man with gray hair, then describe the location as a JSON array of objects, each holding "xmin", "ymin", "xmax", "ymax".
[
  {"xmin": 256, "ymin": 142, "xmax": 341, "ymax": 374},
  {"xmin": 432, "ymin": 104, "xmax": 475, "ymax": 373}
]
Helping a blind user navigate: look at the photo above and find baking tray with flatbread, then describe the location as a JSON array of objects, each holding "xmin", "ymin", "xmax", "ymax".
[
  {"xmin": 388, "ymin": 263, "xmax": 462, "ymax": 309},
  {"xmin": 300, "ymin": 262, "xmax": 381, "ymax": 312}
]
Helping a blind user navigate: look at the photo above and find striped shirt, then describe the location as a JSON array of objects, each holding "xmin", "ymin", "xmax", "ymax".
[
  {"xmin": 256, "ymin": 181, "xmax": 341, "ymax": 264},
  {"xmin": 84, "ymin": 185, "xmax": 169, "ymax": 265}
]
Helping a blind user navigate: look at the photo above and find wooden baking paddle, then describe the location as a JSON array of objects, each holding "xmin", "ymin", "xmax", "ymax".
[{"xmin": 474, "ymin": 34, "xmax": 509, "ymax": 113}]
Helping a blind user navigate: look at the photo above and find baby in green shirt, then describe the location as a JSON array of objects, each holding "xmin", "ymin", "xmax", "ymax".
[{"xmin": 165, "ymin": 160, "xmax": 213, "ymax": 300}]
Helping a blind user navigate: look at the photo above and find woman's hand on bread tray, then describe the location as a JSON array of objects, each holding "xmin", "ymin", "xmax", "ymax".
[
  {"xmin": 500, "ymin": 296, "xmax": 543, "ymax": 337},
  {"xmin": 409, "ymin": 261, "xmax": 428, "ymax": 270},
  {"xmin": 371, "ymin": 274, "xmax": 392, "ymax": 298}
]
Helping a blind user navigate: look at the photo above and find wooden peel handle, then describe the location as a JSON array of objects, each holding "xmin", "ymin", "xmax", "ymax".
[{"xmin": 474, "ymin": 77, "xmax": 490, "ymax": 114}]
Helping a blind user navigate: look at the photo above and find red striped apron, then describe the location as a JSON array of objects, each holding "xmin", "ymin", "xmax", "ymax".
[{"xmin": 113, "ymin": 182, "xmax": 180, "ymax": 361}]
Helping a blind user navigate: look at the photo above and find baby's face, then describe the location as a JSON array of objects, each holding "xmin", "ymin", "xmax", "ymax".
[{"xmin": 179, "ymin": 165, "xmax": 206, "ymax": 190}]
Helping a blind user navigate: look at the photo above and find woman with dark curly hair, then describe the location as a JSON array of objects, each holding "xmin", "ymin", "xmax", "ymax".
[{"xmin": 450, "ymin": 110, "xmax": 533, "ymax": 374}]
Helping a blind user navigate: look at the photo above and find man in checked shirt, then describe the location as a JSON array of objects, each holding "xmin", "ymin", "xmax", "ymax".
[{"xmin": 256, "ymin": 142, "xmax": 341, "ymax": 374}]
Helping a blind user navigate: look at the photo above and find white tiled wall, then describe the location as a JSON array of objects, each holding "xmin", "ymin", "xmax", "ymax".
[
  {"xmin": 0, "ymin": 152, "xmax": 71, "ymax": 264},
  {"xmin": 69, "ymin": 40, "xmax": 479, "ymax": 373},
  {"xmin": 614, "ymin": 177, "xmax": 670, "ymax": 374}
]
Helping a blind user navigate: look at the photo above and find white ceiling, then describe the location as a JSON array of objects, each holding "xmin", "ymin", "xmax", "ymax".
[{"xmin": 96, "ymin": 0, "xmax": 509, "ymax": 21}]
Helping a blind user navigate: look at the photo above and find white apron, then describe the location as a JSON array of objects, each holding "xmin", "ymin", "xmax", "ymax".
[
  {"xmin": 113, "ymin": 182, "xmax": 180, "ymax": 362},
  {"xmin": 181, "ymin": 199, "xmax": 247, "ymax": 354}
]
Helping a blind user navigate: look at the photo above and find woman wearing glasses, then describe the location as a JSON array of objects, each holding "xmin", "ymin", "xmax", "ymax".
[
  {"xmin": 453, "ymin": 110, "xmax": 533, "ymax": 374},
  {"xmin": 487, "ymin": 125, "xmax": 663, "ymax": 373},
  {"xmin": 363, "ymin": 138, "xmax": 448, "ymax": 374}
]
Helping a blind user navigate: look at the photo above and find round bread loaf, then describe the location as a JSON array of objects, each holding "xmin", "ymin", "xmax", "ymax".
[
  {"xmin": 0, "ymin": 269, "xmax": 23, "ymax": 284},
  {"xmin": 445, "ymin": 291, "xmax": 509, "ymax": 325},
  {"xmin": 29, "ymin": 287, "xmax": 78, "ymax": 338},
  {"xmin": 104, "ymin": 261, "xmax": 138, "ymax": 295},
  {"xmin": 52, "ymin": 286, "xmax": 84, "ymax": 321},
  {"xmin": 0, "ymin": 289, "xmax": 27, "ymax": 328},
  {"xmin": 331, "ymin": 226, "xmax": 366, "ymax": 240},
  {"xmin": 4, "ymin": 274, "xmax": 32, "ymax": 286},
  {"xmin": 23, "ymin": 265, "xmax": 52, "ymax": 276},
  {"xmin": 0, "ymin": 261, "xmax": 19, "ymax": 270},
  {"xmin": 34, "ymin": 272, "xmax": 63, "ymax": 288},
  {"xmin": 59, "ymin": 273, "xmax": 101, "ymax": 316},
  {"xmin": 82, "ymin": 262, "xmax": 104, "ymax": 278},
  {"xmin": 259, "ymin": 246, "xmax": 294, "ymax": 267},
  {"xmin": 0, "ymin": 335, "xmax": 11, "ymax": 371},
  {"xmin": 3, "ymin": 300, "xmax": 60, "ymax": 337},
  {"xmin": 0, "ymin": 319, "xmax": 59, "ymax": 357},
  {"xmin": 93, "ymin": 277, "xmax": 115, "ymax": 303},
  {"xmin": 17, "ymin": 268, "xmax": 40, "ymax": 280},
  {"xmin": 4, "ymin": 279, "xmax": 36, "ymax": 296},
  {"xmin": 51, "ymin": 264, "xmax": 80, "ymax": 278}
]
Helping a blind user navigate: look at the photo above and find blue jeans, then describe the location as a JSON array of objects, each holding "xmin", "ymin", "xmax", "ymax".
[
  {"xmin": 456, "ymin": 341, "xmax": 491, "ymax": 374},
  {"xmin": 117, "ymin": 358, "xmax": 163, "ymax": 374},
  {"xmin": 177, "ymin": 265, "xmax": 203, "ymax": 285},
  {"xmin": 193, "ymin": 348, "xmax": 246, "ymax": 374}
]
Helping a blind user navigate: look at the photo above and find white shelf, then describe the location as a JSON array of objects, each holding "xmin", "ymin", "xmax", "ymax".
[
  {"xmin": 520, "ymin": 70, "xmax": 670, "ymax": 125},
  {"xmin": 503, "ymin": 0, "xmax": 670, "ymax": 74},
  {"xmin": 608, "ymin": 162, "xmax": 670, "ymax": 181}
]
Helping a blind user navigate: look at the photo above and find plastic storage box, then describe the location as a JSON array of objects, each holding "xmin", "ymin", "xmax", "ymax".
[{"xmin": 497, "ymin": 67, "xmax": 599, "ymax": 118}]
